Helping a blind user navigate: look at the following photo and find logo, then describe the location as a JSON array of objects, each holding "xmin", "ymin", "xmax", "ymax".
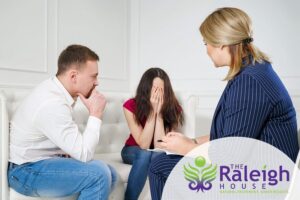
[
  {"xmin": 183, "ymin": 156, "xmax": 217, "ymax": 192},
  {"xmin": 164, "ymin": 138, "xmax": 293, "ymax": 199},
  {"xmin": 219, "ymin": 164, "xmax": 290, "ymax": 191}
]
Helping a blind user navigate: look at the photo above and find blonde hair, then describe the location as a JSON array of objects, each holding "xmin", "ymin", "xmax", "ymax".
[{"xmin": 199, "ymin": 7, "xmax": 270, "ymax": 80}]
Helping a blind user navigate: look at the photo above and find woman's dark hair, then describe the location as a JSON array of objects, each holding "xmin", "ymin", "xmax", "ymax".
[{"xmin": 134, "ymin": 68, "xmax": 184, "ymax": 131}]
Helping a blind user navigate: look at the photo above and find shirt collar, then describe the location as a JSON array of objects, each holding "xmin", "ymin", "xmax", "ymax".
[
  {"xmin": 53, "ymin": 76, "xmax": 76, "ymax": 107},
  {"xmin": 242, "ymin": 54, "xmax": 254, "ymax": 66}
]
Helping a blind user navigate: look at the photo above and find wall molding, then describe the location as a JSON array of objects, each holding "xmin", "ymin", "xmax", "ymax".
[
  {"xmin": 128, "ymin": 0, "xmax": 141, "ymax": 91},
  {"xmin": 0, "ymin": 66, "xmax": 48, "ymax": 74},
  {"xmin": 0, "ymin": 0, "xmax": 49, "ymax": 74},
  {"xmin": 0, "ymin": 83, "xmax": 35, "ymax": 89}
]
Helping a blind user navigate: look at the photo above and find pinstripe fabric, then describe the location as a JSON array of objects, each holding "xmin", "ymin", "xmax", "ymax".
[
  {"xmin": 148, "ymin": 61, "xmax": 299, "ymax": 200},
  {"xmin": 210, "ymin": 61, "xmax": 299, "ymax": 162},
  {"xmin": 148, "ymin": 154, "xmax": 183, "ymax": 200}
]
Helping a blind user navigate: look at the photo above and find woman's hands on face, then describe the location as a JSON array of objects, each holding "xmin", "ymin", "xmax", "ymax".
[
  {"xmin": 150, "ymin": 87, "xmax": 164, "ymax": 114},
  {"xmin": 156, "ymin": 88, "xmax": 164, "ymax": 114}
]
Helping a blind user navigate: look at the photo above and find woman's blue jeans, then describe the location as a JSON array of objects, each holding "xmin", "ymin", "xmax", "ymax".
[
  {"xmin": 8, "ymin": 158, "xmax": 117, "ymax": 200},
  {"xmin": 121, "ymin": 145, "xmax": 161, "ymax": 200}
]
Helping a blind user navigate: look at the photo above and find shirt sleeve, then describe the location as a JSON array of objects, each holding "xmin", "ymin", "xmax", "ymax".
[
  {"xmin": 221, "ymin": 75, "xmax": 272, "ymax": 138},
  {"xmin": 33, "ymin": 99, "xmax": 101, "ymax": 162},
  {"xmin": 123, "ymin": 98, "xmax": 135, "ymax": 113}
]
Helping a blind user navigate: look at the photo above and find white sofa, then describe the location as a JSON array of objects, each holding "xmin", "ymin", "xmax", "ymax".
[{"xmin": 0, "ymin": 89, "xmax": 197, "ymax": 200}]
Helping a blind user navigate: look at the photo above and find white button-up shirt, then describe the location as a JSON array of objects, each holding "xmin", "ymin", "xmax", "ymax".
[{"xmin": 9, "ymin": 77, "xmax": 102, "ymax": 164}]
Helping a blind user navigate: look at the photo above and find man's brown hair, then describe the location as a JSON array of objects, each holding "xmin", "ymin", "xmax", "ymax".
[{"xmin": 56, "ymin": 44, "xmax": 99, "ymax": 76}]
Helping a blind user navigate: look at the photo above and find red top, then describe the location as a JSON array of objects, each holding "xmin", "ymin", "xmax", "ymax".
[
  {"xmin": 123, "ymin": 98, "xmax": 146, "ymax": 146},
  {"xmin": 123, "ymin": 98, "xmax": 182, "ymax": 148}
]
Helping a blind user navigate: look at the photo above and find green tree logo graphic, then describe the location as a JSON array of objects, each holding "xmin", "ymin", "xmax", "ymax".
[{"xmin": 183, "ymin": 156, "xmax": 217, "ymax": 192}]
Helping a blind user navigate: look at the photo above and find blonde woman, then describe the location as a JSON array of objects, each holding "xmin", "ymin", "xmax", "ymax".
[{"xmin": 148, "ymin": 7, "xmax": 299, "ymax": 200}]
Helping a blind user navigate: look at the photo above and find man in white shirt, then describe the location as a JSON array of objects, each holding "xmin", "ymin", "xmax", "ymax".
[{"xmin": 8, "ymin": 44, "xmax": 117, "ymax": 199}]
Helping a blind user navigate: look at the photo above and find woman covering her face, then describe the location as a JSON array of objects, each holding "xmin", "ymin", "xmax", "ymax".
[{"xmin": 121, "ymin": 67, "xmax": 184, "ymax": 200}]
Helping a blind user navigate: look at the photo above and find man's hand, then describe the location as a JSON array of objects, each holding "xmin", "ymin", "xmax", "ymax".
[{"xmin": 78, "ymin": 89, "xmax": 106, "ymax": 119}]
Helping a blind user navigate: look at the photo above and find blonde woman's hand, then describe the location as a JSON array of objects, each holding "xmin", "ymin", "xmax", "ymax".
[{"xmin": 157, "ymin": 132, "xmax": 197, "ymax": 155}]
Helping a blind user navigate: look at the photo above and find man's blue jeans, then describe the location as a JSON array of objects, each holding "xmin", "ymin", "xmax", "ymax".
[
  {"xmin": 8, "ymin": 157, "xmax": 117, "ymax": 200},
  {"xmin": 121, "ymin": 145, "xmax": 161, "ymax": 200}
]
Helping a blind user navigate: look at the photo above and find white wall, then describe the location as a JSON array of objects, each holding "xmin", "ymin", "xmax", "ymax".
[
  {"xmin": 0, "ymin": 0, "xmax": 129, "ymax": 92},
  {"xmin": 0, "ymin": 0, "xmax": 299, "ymax": 135},
  {"xmin": 128, "ymin": 0, "xmax": 300, "ymax": 135}
]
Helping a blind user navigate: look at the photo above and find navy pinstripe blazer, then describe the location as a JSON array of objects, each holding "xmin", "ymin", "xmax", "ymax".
[{"xmin": 210, "ymin": 60, "xmax": 299, "ymax": 161}]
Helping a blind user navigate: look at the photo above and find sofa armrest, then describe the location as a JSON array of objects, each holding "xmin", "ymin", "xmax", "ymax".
[
  {"xmin": 175, "ymin": 92, "xmax": 197, "ymax": 138},
  {"xmin": 0, "ymin": 91, "xmax": 9, "ymax": 200}
]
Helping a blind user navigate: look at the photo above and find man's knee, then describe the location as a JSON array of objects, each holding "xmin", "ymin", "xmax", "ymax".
[{"xmin": 85, "ymin": 160, "xmax": 112, "ymax": 185}]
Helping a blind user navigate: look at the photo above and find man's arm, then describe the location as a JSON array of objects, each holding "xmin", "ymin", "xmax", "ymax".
[
  {"xmin": 33, "ymin": 99, "xmax": 101, "ymax": 162},
  {"xmin": 33, "ymin": 89, "xmax": 106, "ymax": 162}
]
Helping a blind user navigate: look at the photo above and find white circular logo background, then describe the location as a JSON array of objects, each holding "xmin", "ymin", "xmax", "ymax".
[
  {"xmin": 285, "ymin": 152, "xmax": 300, "ymax": 200},
  {"xmin": 162, "ymin": 137, "xmax": 296, "ymax": 200}
]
